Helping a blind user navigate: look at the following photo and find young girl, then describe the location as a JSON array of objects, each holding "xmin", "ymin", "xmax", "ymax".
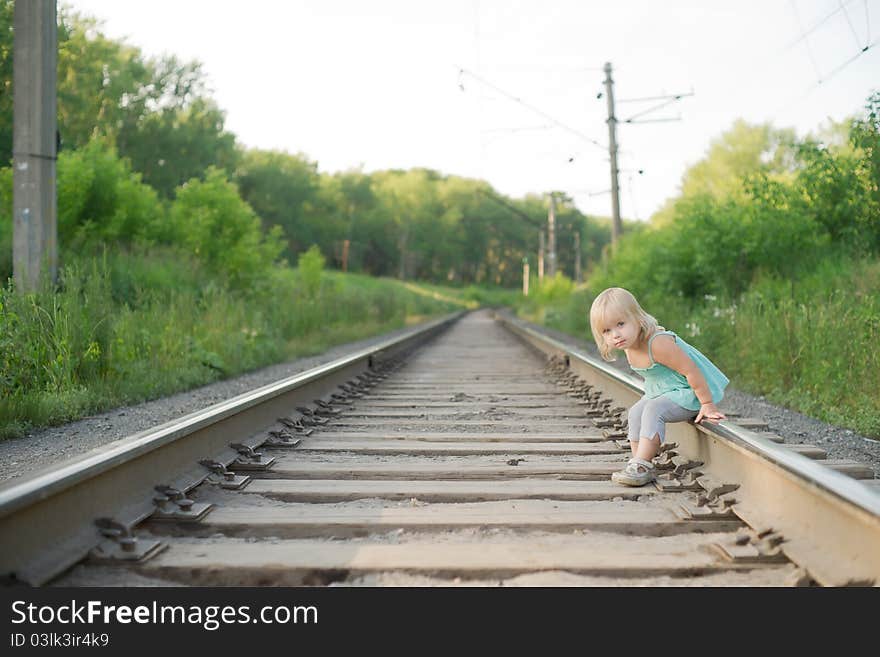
[{"xmin": 589, "ymin": 287, "xmax": 729, "ymax": 487}]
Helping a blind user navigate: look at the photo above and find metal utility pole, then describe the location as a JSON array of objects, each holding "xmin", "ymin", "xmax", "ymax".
[
  {"xmin": 537, "ymin": 230, "xmax": 545, "ymax": 283},
  {"xmin": 574, "ymin": 230, "xmax": 582, "ymax": 284},
  {"xmin": 546, "ymin": 193, "xmax": 557, "ymax": 278},
  {"xmin": 603, "ymin": 62, "xmax": 622, "ymax": 250},
  {"xmin": 13, "ymin": 0, "xmax": 58, "ymax": 293}
]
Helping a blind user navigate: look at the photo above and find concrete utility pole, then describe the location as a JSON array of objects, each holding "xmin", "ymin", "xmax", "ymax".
[
  {"xmin": 574, "ymin": 230, "xmax": 582, "ymax": 284},
  {"xmin": 522, "ymin": 258, "xmax": 529, "ymax": 296},
  {"xmin": 603, "ymin": 62, "xmax": 622, "ymax": 250},
  {"xmin": 13, "ymin": 0, "xmax": 58, "ymax": 293},
  {"xmin": 546, "ymin": 193, "xmax": 557, "ymax": 278},
  {"xmin": 537, "ymin": 230, "xmax": 544, "ymax": 284},
  {"xmin": 341, "ymin": 239, "xmax": 350, "ymax": 272}
]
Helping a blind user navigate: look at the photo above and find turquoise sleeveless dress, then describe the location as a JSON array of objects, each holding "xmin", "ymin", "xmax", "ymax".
[{"xmin": 629, "ymin": 331, "xmax": 729, "ymax": 411}]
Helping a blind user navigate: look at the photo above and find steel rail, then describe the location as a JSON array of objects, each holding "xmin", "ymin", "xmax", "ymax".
[
  {"xmin": 495, "ymin": 312, "xmax": 880, "ymax": 586},
  {"xmin": 0, "ymin": 311, "xmax": 465, "ymax": 586}
]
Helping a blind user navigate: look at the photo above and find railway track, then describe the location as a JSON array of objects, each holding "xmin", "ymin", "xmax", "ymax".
[{"xmin": 1, "ymin": 309, "xmax": 878, "ymax": 587}]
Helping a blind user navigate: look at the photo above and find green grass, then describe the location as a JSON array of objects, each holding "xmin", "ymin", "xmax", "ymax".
[
  {"xmin": 396, "ymin": 279, "xmax": 523, "ymax": 309},
  {"xmin": 509, "ymin": 256, "xmax": 880, "ymax": 439},
  {"xmin": 0, "ymin": 250, "xmax": 460, "ymax": 439}
]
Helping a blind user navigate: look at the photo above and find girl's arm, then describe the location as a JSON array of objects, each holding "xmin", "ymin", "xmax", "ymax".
[{"xmin": 651, "ymin": 336, "xmax": 727, "ymax": 425}]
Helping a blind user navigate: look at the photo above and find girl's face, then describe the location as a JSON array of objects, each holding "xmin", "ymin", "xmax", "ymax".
[{"xmin": 599, "ymin": 313, "xmax": 640, "ymax": 351}]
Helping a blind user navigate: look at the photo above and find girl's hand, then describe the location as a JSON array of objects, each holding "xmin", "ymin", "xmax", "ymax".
[{"xmin": 695, "ymin": 402, "xmax": 726, "ymax": 425}]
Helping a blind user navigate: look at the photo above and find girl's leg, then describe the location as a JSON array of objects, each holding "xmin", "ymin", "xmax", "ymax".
[
  {"xmin": 635, "ymin": 435, "xmax": 661, "ymax": 461},
  {"xmin": 626, "ymin": 397, "xmax": 649, "ymax": 456},
  {"xmin": 635, "ymin": 397, "xmax": 698, "ymax": 461}
]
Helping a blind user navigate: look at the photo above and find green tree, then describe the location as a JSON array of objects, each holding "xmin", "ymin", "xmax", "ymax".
[
  {"xmin": 234, "ymin": 149, "xmax": 322, "ymax": 263},
  {"xmin": 0, "ymin": 0, "xmax": 13, "ymax": 163},
  {"xmin": 652, "ymin": 120, "xmax": 798, "ymax": 226},
  {"xmin": 164, "ymin": 168, "xmax": 284, "ymax": 288},
  {"xmin": 55, "ymin": 138, "xmax": 162, "ymax": 247},
  {"xmin": 55, "ymin": 12, "xmax": 151, "ymax": 150},
  {"xmin": 121, "ymin": 98, "xmax": 239, "ymax": 199}
]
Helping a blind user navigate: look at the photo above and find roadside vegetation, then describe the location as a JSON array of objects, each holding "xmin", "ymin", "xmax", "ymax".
[
  {"xmin": 0, "ymin": 245, "xmax": 459, "ymax": 439},
  {"xmin": 516, "ymin": 96, "xmax": 880, "ymax": 438},
  {"xmin": 1, "ymin": 3, "xmax": 877, "ymax": 439}
]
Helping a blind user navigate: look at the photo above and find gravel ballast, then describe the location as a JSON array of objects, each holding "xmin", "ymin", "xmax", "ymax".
[{"xmin": 1, "ymin": 312, "xmax": 878, "ymax": 485}]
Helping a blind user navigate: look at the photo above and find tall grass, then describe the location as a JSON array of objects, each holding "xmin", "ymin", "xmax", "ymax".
[
  {"xmin": 688, "ymin": 257, "xmax": 880, "ymax": 437},
  {"xmin": 513, "ymin": 256, "xmax": 880, "ymax": 438},
  {"xmin": 0, "ymin": 249, "xmax": 458, "ymax": 439}
]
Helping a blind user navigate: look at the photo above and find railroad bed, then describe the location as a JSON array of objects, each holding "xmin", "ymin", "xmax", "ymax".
[{"xmin": 3, "ymin": 310, "xmax": 878, "ymax": 587}]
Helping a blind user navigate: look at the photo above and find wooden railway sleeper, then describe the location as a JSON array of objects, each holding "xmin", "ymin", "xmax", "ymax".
[
  {"xmin": 314, "ymin": 398, "xmax": 336, "ymax": 409},
  {"xmin": 339, "ymin": 383, "xmax": 365, "ymax": 397},
  {"xmin": 654, "ymin": 451, "xmax": 705, "ymax": 492},
  {"xmin": 329, "ymin": 392, "xmax": 354, "ymax": 406},
  {"xmin": 229, "ymin": 443, "xmax": 276, "ymax": 471},
  {"xmin": 584, "ymin": 398, "xmax": 612, "ymax": 414},
  {"xmin": 675, "ymin": 477, "xmax": 741, "ymax": 520},
  {"xmin": 597, "ymin": 408, "xmax": 628, "ymax": 428},
  {"xmin": 313, "ymin": 399, "xmax": 343, "ymax": 415},
  {"xmin": 709, "ymin": 528, "xmax": 790, "ymax": 564},
  {"xmin": 199, "ymin": 459, "xmax": 251, "ymax": 490},
  {"xmin": 296, "ymin": 406, "xmax": 332, "ymax": 423},
  {"xmin": 151, "ymin": 485, "xmax": 214, "ymax": 522},
  {"xmin": 88, "ymin": 518, "xmax": 166, "ymax": 564},
  {"xmin": 696, "ymin": 476, "xmax": 740, "ymax": 503},
  {"xmin": 677, "ymin": 495, "xmax": 738, "ymax": 520},
  {"xmin": 277, "ymin": 417, "xmax": 314, "ymax": 435},
  {"xmin": 652, "ymin": 444, "xmax": 684, "ymax": 469},
  {"xmin": 265, "ymin": 429, "xmax": 304, "ymax": 447},
  {"xmin": 655, "ymin": 470, "xmax": 705, "ymax": 492},
  {"xmin": 653, "ymin": 452, "xmax": 678, "ymax": 471},
  {"xmin": 671, "ymin": 457, "xmax": 703, "ymax": 477},
  {"xmin": 350, "ymin": 378, "xmax": 374, "ymax": 391}
]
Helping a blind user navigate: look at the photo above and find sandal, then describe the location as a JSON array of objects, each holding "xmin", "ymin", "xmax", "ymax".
[{"xmin": 611, "ymin": 457, "xmax": 656, "ymax": 487}]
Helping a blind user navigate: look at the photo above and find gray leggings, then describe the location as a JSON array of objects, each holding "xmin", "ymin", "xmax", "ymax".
[{"xmin": 627, "ymin": 395, "xmax": 698, "ymax": 443}]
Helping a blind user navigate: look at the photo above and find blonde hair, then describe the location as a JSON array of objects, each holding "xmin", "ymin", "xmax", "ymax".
[{"xmin": 589, "ymin": 287, "xmax": 660, "ymax": 361}]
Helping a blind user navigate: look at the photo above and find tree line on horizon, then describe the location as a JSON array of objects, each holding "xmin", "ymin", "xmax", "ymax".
[
  {"xmin": 2, "ymin": 3, "xmax": 875, "ymax": 298},
  {"xmin": 0, "ymin": 2, "xmax": 618, "ymax": 289}
]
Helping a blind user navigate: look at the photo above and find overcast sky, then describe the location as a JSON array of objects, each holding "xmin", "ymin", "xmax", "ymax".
[{"xmin": 67, "ymin": 0, "xmax": 880, "ymax": 220}]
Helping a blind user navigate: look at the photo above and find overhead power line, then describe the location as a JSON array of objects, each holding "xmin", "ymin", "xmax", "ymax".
[
  {"xmin": 790, "ymin": 0, "xmax": 823, "ymax": 80},
  {"xmin": 620, "ymin": 92, "xmax": 693, "ymax": 123},
  {"xmin": 476, "ymin": 187, "xmax": 543, "ymax": 230},
  {"xmin": 840, "ymin": 0, "xmax": 864, "ymax": 50},
  {"xmin": 457, "ymin": 67, "xmax": 607, "ymax": 152},
  {"xmin": 781, "ymin": 0, "xmax": 861, "ymax": 52},
  {"xmin": 816, "ymin": 35, "xmax": 879, "ymax": 85}
]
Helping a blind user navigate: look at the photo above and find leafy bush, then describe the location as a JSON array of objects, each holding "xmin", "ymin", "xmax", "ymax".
[
  {"xmin": 163, "ymin": 167, "xmax": 285, "ymax": 289},
  {"xmin": 297, "ymin": 245, "xmax": 326, "ymax": 300},
  {"xmin": 56, "ymin": 138, "xmax": 163, "ymax": 247}
]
